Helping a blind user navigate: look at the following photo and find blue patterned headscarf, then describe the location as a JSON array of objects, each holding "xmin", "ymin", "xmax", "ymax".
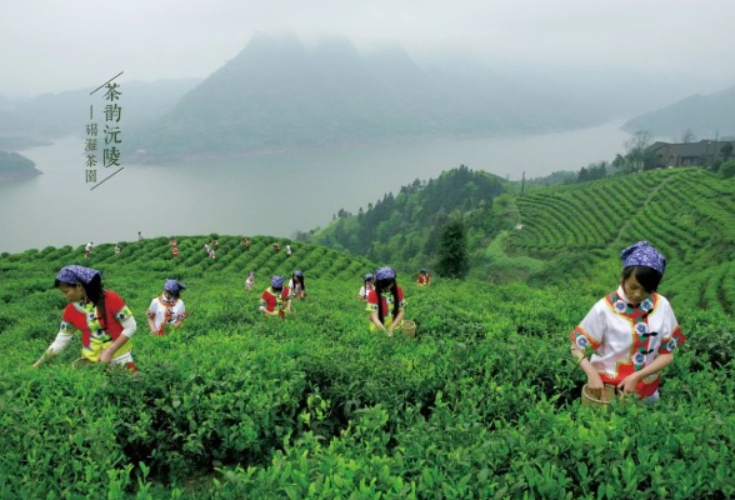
[
  {"xmin": 163, "ymin": 279, "xmax": 186, "ymax": 296},
  {"xmin": 621, "ymin": 241, "xmax": 666, "ymax": 275},
  {"xmin": 271, "ymin": 276, "xmax": 285, "ymax": 289},
  {"xmin": 375, "ymin": 266, "xmax": 397, "ymax": 281},
  {"xmin": 56, "ymin": 265, "xmax": 101, "ymax": 285}
]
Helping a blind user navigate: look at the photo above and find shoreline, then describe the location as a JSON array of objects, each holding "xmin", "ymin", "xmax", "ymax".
[
  {"xmin": 0, "ymin": 167, "xmax": 43, "ymax": 184},
  {"xmin": 132, "ymin": 119, "xmax": 624, "ymax": 166}
]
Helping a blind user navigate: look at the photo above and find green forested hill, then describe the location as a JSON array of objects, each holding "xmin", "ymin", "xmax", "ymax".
[
  {"xmin": 1, "ymin": 234, "xmax": 735, "ymax": 497},
  {"xmin": 313, "ymin": 166, "xmax": 735, "ymax": 315},
  {"xmin": 311, "ymin": 165, "xmax": 510, "ymax": 271}
]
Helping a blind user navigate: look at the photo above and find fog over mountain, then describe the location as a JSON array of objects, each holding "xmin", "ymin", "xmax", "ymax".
[
  {"xmin": 2, "ymin": 29, "xmax": 732, "ymax": 164},
  {"xmin": 0, "ymin": 79, "xmax": 200, "ymax": 145},
  {"xmin": 623, "ymin": 85, "xmax": 735, "ymax": 140},
  {"xmin": 3, "ymin": 0, "xmax": 735, "ymax": 95},
  {"xmin": 123, "ymin": 34, "xmax": 613, "ymax": 162},
  {"xmin": 3, "ymin": 0, "xmax": 735, "ymax": 164}
]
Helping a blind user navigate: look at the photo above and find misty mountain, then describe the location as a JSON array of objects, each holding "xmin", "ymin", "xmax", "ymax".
[
  {"xmin": 420, "ymin": 54, "xmax": 602, "ymax": 133},
  {"xmin": 0, "ymin": 135, "xmax": 51, "ymax": 151},
  {"xmin": 131, "ymin": 34, "xmax": 611, "ymax": 162},
  {"xmin": 480, "ymin": 61, "xmax": 714, "ymax": 123},
  {"xmin": 0, "ymin": 78, "xmax": 201, "ymax": 142},
  {"xmin": 622, "ymin": 84, "xmax": 735, "ymax": 140}
]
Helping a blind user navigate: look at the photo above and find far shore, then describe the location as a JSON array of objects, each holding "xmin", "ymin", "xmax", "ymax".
[{"xmin": 0, "ymin": 168, "xmax": 43, "ymax": 184}]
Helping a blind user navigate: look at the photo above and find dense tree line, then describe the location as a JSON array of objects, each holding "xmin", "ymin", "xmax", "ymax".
[{"xmin": 313, "ymin": 165, "xmax": 507, "ymax": 270}]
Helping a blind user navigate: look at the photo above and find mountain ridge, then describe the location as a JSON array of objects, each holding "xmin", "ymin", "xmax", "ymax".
[
  {"xmin": 623, "ymin": 82, "xmax": 735, "ymax": 139},
  {"xmin": 130, "ymin": 34, "xmax": 616, "ymax": 163}
]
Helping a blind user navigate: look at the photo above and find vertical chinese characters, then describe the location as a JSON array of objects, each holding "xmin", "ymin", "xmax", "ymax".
[
  {"xmin": 103, "ymin": 83, "xmax": 122, "ymax": 169},
  {"xmin": 85, "ymin": 75, "xmax": 124, "ymax": 186},
  {"xmin": 85, "ymin": 107, "xmax": 98, "ymax": 183}
]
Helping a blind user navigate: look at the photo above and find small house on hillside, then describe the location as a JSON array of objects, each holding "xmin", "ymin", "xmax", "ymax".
[{"xmin": 647, "ymin": 140, "xmax": 734, "ymax": 168}]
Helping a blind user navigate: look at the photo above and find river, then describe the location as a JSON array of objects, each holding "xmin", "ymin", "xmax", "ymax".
[{"xmin": 0, "ymin": 120, "xmax": 631, "ymax": 253}]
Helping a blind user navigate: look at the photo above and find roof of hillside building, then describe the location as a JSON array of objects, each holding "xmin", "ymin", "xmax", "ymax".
[{"xmin": 648, "ymin": 140, "xmax": 734, "ymax": 158}]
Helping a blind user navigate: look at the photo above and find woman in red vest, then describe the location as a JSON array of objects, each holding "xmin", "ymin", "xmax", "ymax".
[
  {"xmin": 33, "ymin": 265, "xmax": 138, "ymax": 371},
  {"xmin": 259, "ymin": 276, "xmax": 292, "ymax": 319}
]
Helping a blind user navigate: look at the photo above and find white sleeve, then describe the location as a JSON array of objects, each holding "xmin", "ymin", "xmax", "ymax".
[
  {"xmin": 572, "ymin": 300, "xmax": 607, "ymax": 349},
  {"xmin": 49, "ymin": 333, "xmax": 74, "ymax": 353},
  {"xmin": 658, "ymin": 298, "xmax": 680, "ymax": 342},
  {"xmin": 175, "ymin": 300, "xmax": 186, "ymax": 320},
  {"xmin": 121, "ymin": 315, "xmax": 137, "ymax": 338},
  {"xmin": 146, "ymin": 300, "xmax": 158, "ymax": 324}
]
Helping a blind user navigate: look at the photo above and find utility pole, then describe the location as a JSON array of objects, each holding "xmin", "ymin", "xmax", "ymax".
[
  {"xmin": 520, "ymin": 171, "xmax": 526, "ymax": 195},
  {"xmin": 712, "ymin": 131, "xmax": 720, "ymax": 167}
]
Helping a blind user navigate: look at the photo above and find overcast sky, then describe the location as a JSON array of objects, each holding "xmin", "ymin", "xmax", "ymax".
[{"xmin": 2, "ymin": 0, "xmax": 735, "ymax": 96}]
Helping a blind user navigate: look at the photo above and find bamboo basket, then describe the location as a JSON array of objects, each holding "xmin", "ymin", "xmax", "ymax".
[
  {"xmin": 401, "ymin": 320, "xmax": 417, "ymax": 338},
  {"xmin": 581, "ymin": 384, "xmax": 617, "ymax": 407},
  {"xmin": 71, "ymin": 357, "xmax": 93, "ymax": 369}
]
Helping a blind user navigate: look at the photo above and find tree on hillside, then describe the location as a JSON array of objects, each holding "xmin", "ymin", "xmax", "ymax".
[
  {"xmin": 681, "ymin": 128, "xmax": 697, "ymax": 143},
  {"xmin": 436, "ymin": 217, "xmax": 469, "ymax": 279},
  {"xmin": 609, "ymin": 154, "xmax": 625, "ymax": 175},
  {"xmin": 721, "ymin": 142, "xmax": 733, "ymax": 162},
  {"xmin": 720, "ymin": 160, "xmax": 735, "ymax": 180},
  {"xmin": 577, "ymin": 161, "xmax": 607, "ymax": 183},
  {"xmin": 623, "ymin": 130, "xmax": 656, "ymax": 172},
  {"xmin": 577, "ymin": 167, "xmax": 589, "ymax": 183},
  {"xmin": 423, "ymin": 210, "xmax": 448, "ymax": 256}
]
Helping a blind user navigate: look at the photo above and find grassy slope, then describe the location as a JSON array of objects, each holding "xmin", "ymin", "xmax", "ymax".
[
  {"xmin": 2, "ymin": 235, "xmax": 735, "ymax": 498},
  {"xmin": 504, "ymin": 168, "xmax": 735, "ymax": 313},
  {"xmin": 312, "ymin": 167, "xmax": 735, "ymax": 315}
]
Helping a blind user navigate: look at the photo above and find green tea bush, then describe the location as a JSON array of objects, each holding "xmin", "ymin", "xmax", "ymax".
[{"xmin": 1, "ymin": 234, "xmax": 734, "ymax": 498}]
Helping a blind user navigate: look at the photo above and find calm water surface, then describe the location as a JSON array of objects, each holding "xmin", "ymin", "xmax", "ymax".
[{"xmin": 0, "ymin": 121, "xmax": 630, "ymax": 253}]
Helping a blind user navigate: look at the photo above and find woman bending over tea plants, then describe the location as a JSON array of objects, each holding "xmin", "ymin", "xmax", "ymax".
[
  {"xmin": 289, "ymin": 270, "xmax": 306, "ymax": 300},
  {"xmin": 417, "ymin": 268, "xmax": 431, "ymax": 287},
  {"xmin": 245, "ymin": 271, "xmax": 255, "ymax": 291},
  {"xmin": 33, "ymin": 265, "xmax": 139, "ymax": 371},
  {"xmin": 147, "ymin": 279, "xmax": 188, "ymax": 335},
  {"xmin": 260, "ymin": 276, "xmax": 292, "ymax": 319},
  {"xmin": 358, "ymin": 273, "xmax": 375, "ymax": 301},
  {"xmin": 367, "ymin": 266, "xmax": 405, "ymax": 336},
  {"xmin": 569, "ymin": 241, "xmax": 685, "ymax": 403}
]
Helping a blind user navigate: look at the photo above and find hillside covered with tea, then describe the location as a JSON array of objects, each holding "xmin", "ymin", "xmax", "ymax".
[
  {"xmin": 2, "ymin": 166, "xmax": 735, "ymax": 498},
  {"xmin": 313, "ymin": 166, "xmax": 735, "ymax": 315}
]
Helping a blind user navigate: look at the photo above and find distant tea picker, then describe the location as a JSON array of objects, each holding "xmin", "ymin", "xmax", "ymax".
[
  {"xmin": 33, "ymin": 265, "xmax": 138, "ymax": 372},
  {"xmin": 358, "ymin": 273, "xmax": 375, "ymax": 301},
  {"xmin": 245, "ymin": 271, "xmax": 255, "ymax": 291},
  {"xmin": 366, "ymin": 266, "xmax": 406, "ymax": 337},
  {"xmin": 259, "ymin": 276, "xmax": 292, "ymax": 319},
  {"xmin": 417, "ymin": 269, "xmax": 431, "ymax": 287},
  {"xmin": 147, "ymin": 279, "xmax": 188, "ymax": 335}
]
